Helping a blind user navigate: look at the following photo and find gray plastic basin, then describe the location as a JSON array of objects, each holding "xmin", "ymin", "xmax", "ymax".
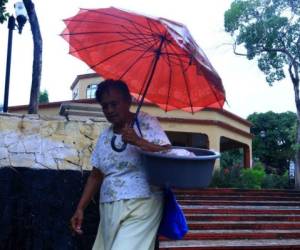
[{"xmin": 141, "ymin": 146, "xmax": 220, "ymax": 189}]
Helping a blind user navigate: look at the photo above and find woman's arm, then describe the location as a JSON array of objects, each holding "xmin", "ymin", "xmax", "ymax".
[
  {"xmin": 121, "ymin": 126, "xmax": 171, "ymax": 152},
  {"xmin": 70, "ymin": 167, "xmax": 103, "ymax": 234},
  {"xmin": 134, "ymin": 136, "xmax": 171, "ymax": 152}
]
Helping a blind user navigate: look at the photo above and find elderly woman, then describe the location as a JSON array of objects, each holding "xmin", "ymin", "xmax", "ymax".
[{"xmin": 70, "ymin": 79, "xmax": 171, "ymax": 250}]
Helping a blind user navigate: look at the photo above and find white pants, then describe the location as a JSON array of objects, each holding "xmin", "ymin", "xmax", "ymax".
[{"xmin": 92, "ymin": 193, "xmax": 163, "ymax": 250}]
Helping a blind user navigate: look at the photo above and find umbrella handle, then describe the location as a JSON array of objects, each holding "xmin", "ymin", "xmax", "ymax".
[{"xmin": 111, "ymin": 135, "xmax": 127, "ymax": 152}]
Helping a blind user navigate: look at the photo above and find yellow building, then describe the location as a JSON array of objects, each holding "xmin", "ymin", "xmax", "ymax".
[
  {"xmin": 9, "ymin": 73, "xmax": 253, "ymax": 168},
  {"xmin": 70, "ymin": 73, "xmax": 105, "ymax": 100}
]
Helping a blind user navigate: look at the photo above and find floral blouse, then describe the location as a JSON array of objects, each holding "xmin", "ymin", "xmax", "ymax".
[{"xmin": 90, "ymin": 112, "xmax": 170, "ymax": 203}]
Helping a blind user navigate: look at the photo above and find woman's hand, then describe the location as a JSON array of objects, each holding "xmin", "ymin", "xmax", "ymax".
[
  {"xmin": 69, "ymin": 168, "xmax": 103, "ymax": 235},
  {"xmin": 70, "ymin": 208, "xmax": 84, "ymax": 235},
  {"xmin": 121, "ymin": 124, "xmax": 141, "ymax": 146},
  {"xmin": 121, "ymin": 124, "xmax": 171, "ymax": 152}
]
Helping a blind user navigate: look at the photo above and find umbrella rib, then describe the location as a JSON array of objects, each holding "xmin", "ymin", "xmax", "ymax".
[
  {"xmin": 125, "ymin": 19, "xmax": 157, "ymax": 46},
  {"xmin": 64, "ymin": 18, "xmax": 145, "ymax": 28},
  {"xmin": 68, "ymin": 37, "xmax": 150, "ymax": 53},
  {"xmin": 146, "ymin": 18, "xmax": 155, "ymax": 34},
  {"xmin": 160, "ymin": 52, "xmax": 189, "ymax": 69},
  {"xmin": 199, "ymin": 65, "xmax": 225, "ymax": 108},
  {"xmin": 63, "ymin": 19, "xmax": 121, "ymax": 25},
  {"xmin": 161, "ymin": 39, "xmax": 191, "ymax": 67},
  {"xmin": 81, "ymin": 8, "xmax": 161, "ymax": 34},
  {"xmin": 135, "ymin": 39, "xmax": 162, "ymax": 102},
  {"xmin": 161, "ymin": 41, "xmax": 173, "ymax": 111},
  {"xmin": 63, "ymin": 30, "xmax": 155, "ymax": 38},
  {"xmin": 146, "ymin": 17, "xmax": 163, "ymax": 36},
  {"xmin": 116, "ymin": 28, "xmax": 159, "ymax": 49},
  {"xmin": 167, "ymin": 42, "xmax": 224, "ymax": 109},
  {"xmin": 166, "ymin": 43, "xmax": 225, "ymax": 109},
  {"xmin": 119, "ymin": 43, "xmax": 157, "ymax": 80},
  {"xmin": 173, "ymin": 51, "xmax": 194, "ymax": 113},
  {"xmin": 63, "ymin": 30, "xmax": 158, "ymax": 50},
  {"xmin": 181, "ymin": 63, "xmax": 194, "ymax": 113},
  {"xmin": 161, "ymin": 40, "xmax": 191, "ymax": 71},
  {"xmin": 90, "ymin": 40, "xmax": 156, "ymax": 69},
  {"xmin": 160, "ymin": 52, "xmax": 190, "ymax": 58},
  {"xmin": 135, "ymin": 61, "xmax": 154, "ymax": 103},
  {"xmin": 102, "ymin": 16, "xmax": 160, "ymax": 48},
  {"xmin": 123, "ymin": 17, "xmax": 164, "ymax": 57}
]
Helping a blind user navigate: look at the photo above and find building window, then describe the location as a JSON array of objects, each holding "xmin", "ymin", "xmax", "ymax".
[{"xmin": 86, "ymin": 84, "xmax": 97, "ymax": 99}]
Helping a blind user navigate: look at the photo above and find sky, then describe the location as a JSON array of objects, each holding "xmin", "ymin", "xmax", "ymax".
[{"xmin": 0, "ymin": 0, "xmax": 296, "ymax": 119}]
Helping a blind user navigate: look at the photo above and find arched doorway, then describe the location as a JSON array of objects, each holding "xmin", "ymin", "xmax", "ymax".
[{"xmin": 220, "ymin": 136, "xmax": 251, "ymax": 168}]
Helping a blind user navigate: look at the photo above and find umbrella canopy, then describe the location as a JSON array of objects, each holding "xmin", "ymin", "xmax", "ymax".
[{"xmin": 61, "ymin": 7, "xmax": 225, "ymax": 113}]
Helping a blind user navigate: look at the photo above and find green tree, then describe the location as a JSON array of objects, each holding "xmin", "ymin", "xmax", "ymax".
[
  {"xmin": 247, "ymin": 111, "xmax": 297, "ymax": 175},
  {"xmin": 39, "ymin": 89, "xmax": 49, "ymax": 103},
  {"xmin": 224, "ymin": 0, "xmax": 300, "ymax": 188},
  {"xmin": 0, "ymin": 0, "xmax": 9, "ymax": 23}
]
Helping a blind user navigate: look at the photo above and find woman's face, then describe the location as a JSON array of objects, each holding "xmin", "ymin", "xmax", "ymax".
[{"xmin": 100, "ymin": 88, "xmax": 131, "ymax": 126}]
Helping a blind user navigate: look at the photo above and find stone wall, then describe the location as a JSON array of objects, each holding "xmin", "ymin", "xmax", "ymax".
[
  {"xmin": 0, "ymin": 113, "xmax": 108, "ymax": 250},
  {"xmin": 0, "ymin": 113, "xmax": 108, "ymax": 170}
]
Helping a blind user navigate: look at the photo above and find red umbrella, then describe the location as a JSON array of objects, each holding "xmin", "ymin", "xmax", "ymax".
[
  {"xmin": 61, "ymin": 7, "xmax": 226, "ymax": 151},
  {"xmin": 61, "ymin": 7, "xmax": 225, "ymax": 114}
]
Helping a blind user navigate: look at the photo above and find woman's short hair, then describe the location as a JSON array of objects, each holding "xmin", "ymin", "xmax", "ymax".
[{"xmin": 95, "ymin": 79, "xmax": 132, "ymax": 104}]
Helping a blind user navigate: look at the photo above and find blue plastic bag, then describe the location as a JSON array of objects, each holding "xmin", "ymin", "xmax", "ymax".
[{"xmin": 158, "ymin": 188, "xmax": 189, "ymax": 240}]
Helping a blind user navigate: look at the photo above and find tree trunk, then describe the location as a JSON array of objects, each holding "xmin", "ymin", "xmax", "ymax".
[
  {"xmin": 295, "ymin": 114, "xmax": 300, "ymax": 189},
  {"xmin": 292, "ymin": 74, "xmax": 300, "ymax": 189},
  {"xmin": 23, "ymin": 0, "xmax": 42, "ymax": 114}
]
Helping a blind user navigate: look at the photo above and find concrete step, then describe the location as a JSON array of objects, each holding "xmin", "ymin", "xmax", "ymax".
[
  {"xmin": 177, "ymin": 195, "xmax": 300, "ymax": 201},
  {"xmin": 185, "ymin": 214, "xmax": 300, "ymax": 221},
  {"xmin": 182, "ymin": 207, "xmax": 300, "ymax": 214},
  {"xmin": 188, "ymin": 221, "xmax": 300, "ymax": 230},
  {"xmin": 174, "ymin": 188, "xmax": 300, "ymax": 196},
  {"xmin": 159, "ymin": 188, "xmax": 300, "ymax": 249},
  {"xmin": 179, "ymin": 200, "xmax": 300, "ymax": 206},
  {"xmin": 159, "ymin": 230, "xmax": 300, "ymax": 240},
  {"xmin": 159, "ymin": 239, "xmax": 300, "ymax": 249}
]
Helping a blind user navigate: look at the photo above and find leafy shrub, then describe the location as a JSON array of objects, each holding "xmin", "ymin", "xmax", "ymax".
[
  {"xmin": 262, "ymin": 171, "xmax": 290, "ymax": 189},
  {"xmin": 210, "ymin": 164, "xmax": 242, "ymax": 188},
  {"xmin": 239, "ymin": 164, "xmax": 265, "ymax": 189},
  {"xmin": 210, "ymin": 161, "xmax": 290, "ymax": 189}
]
